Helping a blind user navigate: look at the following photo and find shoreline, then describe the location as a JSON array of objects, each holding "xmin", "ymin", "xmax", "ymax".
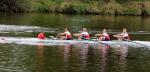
[{"xmin": 0, "ymin": 12, "xmax": 149, "ymax": 17}]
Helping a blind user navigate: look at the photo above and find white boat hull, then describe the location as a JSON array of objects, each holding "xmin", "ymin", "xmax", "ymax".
[{"xmin": 0, "ymin": 37, "xmax": 149, "ymax": 47}]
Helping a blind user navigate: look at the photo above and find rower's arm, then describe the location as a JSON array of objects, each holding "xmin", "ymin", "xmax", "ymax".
[
  {"xmin": 95, "ymin": 34, "xmax": 103, "ymax": 36},
  {"xmin": 60, "ymin": 32, "xmax": 66, "ymax": 35},
  {"xmin": 73, "ymin": 33, "xmax": 80, "ymax": 36}
]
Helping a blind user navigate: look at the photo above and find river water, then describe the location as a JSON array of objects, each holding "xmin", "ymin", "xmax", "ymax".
[{"xmin": 0, "ymin": 13, "xmax": 150, "ymax": 72}]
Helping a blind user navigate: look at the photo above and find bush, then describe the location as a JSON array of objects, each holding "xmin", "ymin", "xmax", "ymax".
[
  {"xmin": 141, "ymin": 1, "xmax": 150, "ymax": 16},
  {"xmin": 122, "ymin": 2, "xmax": 141, "ymax": 16},
  {"xmin": 49, "ymin": 2, "xmax": 93, "ymax": 14},
  {"xmin": 101, "ymin": 2, "xmax": 125, "ymax": 15},
  {"xmin": 1, "ymin": 0, "xmax": 150, "ymax": 16}
]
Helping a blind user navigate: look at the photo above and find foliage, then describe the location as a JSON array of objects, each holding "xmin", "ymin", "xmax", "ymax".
[{"xmin": 1, "ymin": 0, "xmax": 150, "ymax": 16}]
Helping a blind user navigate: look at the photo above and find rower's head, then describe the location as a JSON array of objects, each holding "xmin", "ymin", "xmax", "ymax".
[
  {"xmin": 41, "ymin": 31, "xmax": 44, "ymax": 34},
  {"xmin": 103, "ymin": 29, "xmax": 107, "ymax": 33},
  {"xmin": 123, "ymin": 28, "xmax": 127, "ymax": 33},
  {"xmin": 64, "ymin": 28, "xmax": 69, "ymax": 32},
  {"xmin": 82, "ymin": 28, "xmax": 87, "ymax": 32}
]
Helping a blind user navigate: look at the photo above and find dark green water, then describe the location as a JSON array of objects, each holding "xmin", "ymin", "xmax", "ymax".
[
  {"xmin": 0, "ymin": 13, "xmax": 150, "ymax": 72},
  {"xmin": 0, "ymin": 13, "xmax": 150, "ymax": 40}
]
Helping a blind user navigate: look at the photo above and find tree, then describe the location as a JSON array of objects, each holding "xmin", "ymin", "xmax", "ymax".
[{"xmin": 0, "ymin": 0, "xmax": 34, "ymax": 12}]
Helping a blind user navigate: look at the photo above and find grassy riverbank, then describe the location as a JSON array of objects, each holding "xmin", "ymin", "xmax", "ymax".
[{"xmin": 1, "ymin": 0, "xmax": 150, "ymax": 16}]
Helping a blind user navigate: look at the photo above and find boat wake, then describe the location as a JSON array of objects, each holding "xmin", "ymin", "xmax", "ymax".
[{"xmin": 0, "ymin": 24, "xmax": 58, "ymax": 33}]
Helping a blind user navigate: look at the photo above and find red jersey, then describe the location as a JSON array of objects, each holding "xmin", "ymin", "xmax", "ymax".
[
  {"xmin": 80, "ymin": 31, "xmax": 90, "ymax": 39},
  {"xmin": 103, "ymin": 33, "xmax": 110, "ymax": 40},
  {"xmin": 38, "ymin": 33, "xmax": 45, "ymax": 39},
  {"xmin": 64, "ymin": 31, "xmax": 72, "ymax": 39},
  {"xmin": 120, "ymin": 32, "xmax": 130, "ymax": 40}
]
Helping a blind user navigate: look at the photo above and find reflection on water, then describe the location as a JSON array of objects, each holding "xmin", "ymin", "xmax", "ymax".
[
  {"xmin": 0, "ymin": 43, "xmax": 150, "ymax": 72},
  {"xmin": 97, "ymin": 44, "xmax": 110, "ymax": 72},
  {"xmin": 36, "ymin": 45, "xmax": 45, "ymax": 72},
  {"xmin": 0, "ymin": 44, "xmax": 37, "ymax": 72},
  {"xmin": 109, "ymin": 44, "xmax": 128, "ymax": 72},
  {"xmin": 62, "ymin": 44, "xmax": 71, "ymax": 72},
  {"xmin": 79, "ymin": 44, "xmax": 89, "ymax": 72}
]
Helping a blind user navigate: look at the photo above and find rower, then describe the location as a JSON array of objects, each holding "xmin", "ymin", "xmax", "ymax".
[
  {"xmin": 113, "ymin": 28, "xmax": 130, "ymax": 41},
  {"xmin": 73, "ymin": 28, "xmax": 90, "ymax": 40},
  {"xmin": 95, "ymin": 29, "xmax": 110, "ymax": 41},
  {"xmin": 38, "ymin": 32, "xmax": 45, "ymax": 39},
  {"xmin": 57, "ymin": 28, "xmax": 72, "ymax": 40}
]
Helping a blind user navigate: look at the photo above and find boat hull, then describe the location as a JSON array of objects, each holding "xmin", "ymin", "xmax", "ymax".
[{"xmin": 0, "ymin": 37, "xmax": 149, "ymax": 47}]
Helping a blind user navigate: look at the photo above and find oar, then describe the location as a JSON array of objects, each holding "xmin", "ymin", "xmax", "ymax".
[
  {"xmin": 89, "ymin": 36, "xmax": 111, "ymax": 46},
  {"xmin": 91, "ymin": 37, "xmax": 148, "ymax": 47},
  {"xmin": 114, "ymin": 39, "xmax": 149, "ymax": 47},
  {"xmin": 130, "ymin": 41, "xmax": 150, "ymax": 48},
  {"xmin": 49, "ymin": 36, "xmax": 58, "ymax": 40}
]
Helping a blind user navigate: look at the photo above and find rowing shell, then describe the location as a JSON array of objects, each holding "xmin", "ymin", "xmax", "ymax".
[
  {"xmin": 0, "ymin": 37, "xmax": 150, "ymax": 47},
  {"xmin": 0, "ymin": 37, "xmax": 97, "ymax": 46}
]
